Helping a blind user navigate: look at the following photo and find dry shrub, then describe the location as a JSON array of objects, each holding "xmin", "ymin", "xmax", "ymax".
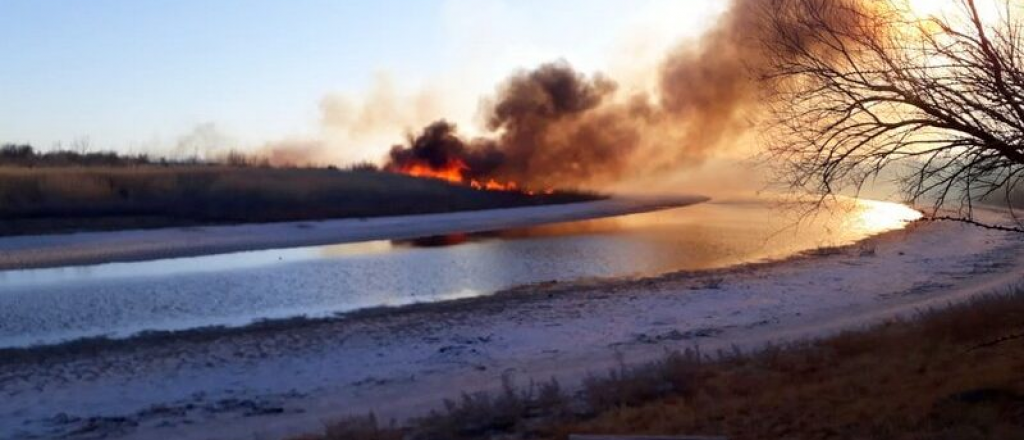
[
  {"xmin": 562, "ymin": 291, "xmax": 1024, "ymax": 440},
  {"xmin": 299, "ymin": 290, "xmax": 1024, "ymax": 440},
  {"xmin": 582, "ymin": 349, "xmax": 702, "ymax": 413},
  {"xmin": 298, "ymin": 413, "xmax": 402, "ymax": 440},
  {"xmin": 415, "ymin": 375, "xmax": 538, "ymax": 440}
]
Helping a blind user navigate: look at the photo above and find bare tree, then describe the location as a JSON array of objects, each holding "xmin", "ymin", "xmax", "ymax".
[{"xmin": 760, "ymin": 0, "xmax": 1024, "ymax": 230}]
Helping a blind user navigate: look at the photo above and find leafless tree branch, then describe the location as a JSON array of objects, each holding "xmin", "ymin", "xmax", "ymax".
[{"xmin": 759, "ymin": 0, "xmax": 1024, "ymax": 231}]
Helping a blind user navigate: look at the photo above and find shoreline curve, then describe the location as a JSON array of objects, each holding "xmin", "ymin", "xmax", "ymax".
[{"xmin": 0, "ymin": 195, "xmax": 708, "ymax": 271}]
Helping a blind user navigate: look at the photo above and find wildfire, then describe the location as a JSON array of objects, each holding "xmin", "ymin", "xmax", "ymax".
[
  {"xmin": 470, "ymin": 178, "xmax": 517, "ymax": 191},
  {"xmin": 397, "ymin": 160, "xmax": 467, "ymax": 185},
  {"xmin": 391, "ymin": 161, "xmax": 553, "ymax": 195}
]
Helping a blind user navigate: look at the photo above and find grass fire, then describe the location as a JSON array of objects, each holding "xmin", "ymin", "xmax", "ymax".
[
  {"xmin": 384, "ymin": 121, "xmax": 552, "ymax": 194},
  {"xmin": 4, "ymin": 1, "xmax": 1024, "ymax": 440}
]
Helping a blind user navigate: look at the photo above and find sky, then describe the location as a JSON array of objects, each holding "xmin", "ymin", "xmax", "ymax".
[{"xmin": 0, "ymin": 0, "xmax": 726, "ymax": 161}]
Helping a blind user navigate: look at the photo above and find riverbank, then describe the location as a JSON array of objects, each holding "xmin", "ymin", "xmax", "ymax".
[
  {"xmin": 555, "ymin": 287, "xmax": 1024, "ymax": 440},
  {"xmin": 0, "ymin": 166, "xmax": 599, "ymax": 237},
  {"xmin": 0, "ymin": 196, "xmax": 701, "ymax": 270},
  {"xmin": 1, "ymin": 207, "xmax": 1021, "ymax": 440},
  {"xmin": 317, "ymin": 287, "xmax": 1024, "ymax": 440}
]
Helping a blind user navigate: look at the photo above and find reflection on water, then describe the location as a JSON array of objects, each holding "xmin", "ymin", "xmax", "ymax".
[
  {"xmin": 317, "ymin": 240, "xmax": 394, "ymax": 257},
  {"xmin": 0, "ymin": 198, "xmax": 920, "ymax": 348},
  {"xmin": 389, "ymin": 198, "xmax": 920, "ymax": 270},
  {"xmin": 393, "ymin": 233, "xmax": 472, "ymax": 248},
  {"xmin": 853, "ymin": 199, "xmax": 923, "ymax": 232}
]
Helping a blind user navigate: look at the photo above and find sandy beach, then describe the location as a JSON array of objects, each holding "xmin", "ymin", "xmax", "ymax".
[{"xmin": 1, "ymin": 206, "xmax": 1021, "ymax": 440}]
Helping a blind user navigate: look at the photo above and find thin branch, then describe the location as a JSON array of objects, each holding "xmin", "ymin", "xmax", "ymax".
[{"xmin": 926, "ymin": 215, "xmax": 1024, "ymax": 233}]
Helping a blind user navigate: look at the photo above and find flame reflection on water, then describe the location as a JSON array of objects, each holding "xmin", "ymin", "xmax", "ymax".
[
  {"xmin": 404, "ymin": 197, "xmax": 922, "ymax": 258},
  {"xmin": 0, "ymin": 197, "xmax": 923, "ymax": 348}
]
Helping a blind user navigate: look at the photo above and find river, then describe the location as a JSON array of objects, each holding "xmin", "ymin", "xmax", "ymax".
[{"xmin": 0, "ymin": 198, "xmax": 920, "ymax": 348}]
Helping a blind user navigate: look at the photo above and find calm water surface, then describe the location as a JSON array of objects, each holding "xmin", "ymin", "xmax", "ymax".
[{"xmin": 0, "ymin": 199, "xmax": 920, "ymax": 348}]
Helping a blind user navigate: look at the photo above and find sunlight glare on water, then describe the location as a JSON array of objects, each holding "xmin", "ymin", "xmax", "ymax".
[
  {"xmin": 0, "ymin": 198, "xmax": 922, "ymax": 348},
  {"xmin": 852, "ymin": 199, "xmax": 923, "ymax": 234}
]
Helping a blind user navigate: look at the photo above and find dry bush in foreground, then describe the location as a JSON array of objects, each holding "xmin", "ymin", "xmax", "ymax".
[{"xmin": 298, "ymin": 289, "xmax": 1024, "ymax": 440}]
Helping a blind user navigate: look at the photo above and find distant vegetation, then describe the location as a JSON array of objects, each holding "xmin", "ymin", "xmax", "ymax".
[
  {"xmin": 0, "ymin": 142, "xmax": 283, "ymax": 168},
  {"xmin": 0, "ymin": 144, "xmax": 598, "ymax": 236},
  {"xmin": 298, "ymin": 290, "xmax": 1024, "ymax": 440}
]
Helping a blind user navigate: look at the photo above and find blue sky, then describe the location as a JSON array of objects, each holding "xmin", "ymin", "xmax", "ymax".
[{"xmin": 0, "ymin": 0, "xmax": 722, "ymax": 157}]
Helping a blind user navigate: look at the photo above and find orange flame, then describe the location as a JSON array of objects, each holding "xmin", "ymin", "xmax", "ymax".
[
  {"xmin": 470, "ymin": 179, "xmax": 518, "ymax": 191},
  {"xmin": 392, "ymin": 161, "xmax": 552, "ymax": 195},
  {"xmin": 396, "ymin": 160, "xmax": 468, "ymax": 185}
]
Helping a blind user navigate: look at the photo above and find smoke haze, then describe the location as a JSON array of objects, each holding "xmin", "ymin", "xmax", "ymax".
[
  {"xmin": 383, "ymin": 0, "xmax": 788, "ymax": 190},
  {"xmin": 286, "ymin": 0, "xmax": 873, "ymax": 192}
]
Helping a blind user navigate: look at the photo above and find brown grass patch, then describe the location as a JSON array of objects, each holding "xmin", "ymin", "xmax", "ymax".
[
  {"xmin": 296, "ymin": 290, "xmax": 1024, "ymax": 440},
  {"xmin": 0, "ymin": 166, "xmax": 596, "ymax": 236}
]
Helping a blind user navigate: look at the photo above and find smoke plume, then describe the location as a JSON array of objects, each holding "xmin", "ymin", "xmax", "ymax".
[
  {"xmin": 386, "ymin": 121, "xmax": 504, "ymax": 181},
  {"xmin": 384, "ymin": 0, "xmax": 870, "ymax": 190}
]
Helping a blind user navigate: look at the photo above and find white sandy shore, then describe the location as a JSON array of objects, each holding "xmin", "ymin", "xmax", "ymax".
[
  {"xmin": 1, "ymin": 209, "xmax": 1022, "ymax": 440},
  {"xmin": 0, "ymin": 196, "xmax": 705, "ymax": 270}
]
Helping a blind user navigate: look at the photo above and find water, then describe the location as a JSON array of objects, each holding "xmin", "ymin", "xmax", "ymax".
[{"xmin": 0, "ymin": 199, "xmax": 920, "ymax": 348}]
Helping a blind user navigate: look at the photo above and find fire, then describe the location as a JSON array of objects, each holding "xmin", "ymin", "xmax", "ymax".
[
  {"xmin": 396, "ymin": 160, "xmax": 468, "ymax": 185},
  {"xmin": 470, "ymin": 179, "xmax": 517, "ymax": 191},
  {"xmin": 391, "ymin": 161, "xmax": 552, "ymax": 195}
]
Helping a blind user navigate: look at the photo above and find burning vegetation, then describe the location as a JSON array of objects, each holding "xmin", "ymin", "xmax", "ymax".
[
  {"xmin": 381, "ymin": 0, "xmax": 862, "ymax": 193},
  {"xmin": 383, "ymin": 121, "xmax": 554, "ymax": 195},
  {"xmin": 383, "ymin": 120, "xmax": 524, "ymax": 192},
  {"xmin": 382, "ymin": 62, "xmax": 618, "ymax": 195},
  {"xmin": 381, "ymin": 54, "xmax": 724, "ymax": 194}
]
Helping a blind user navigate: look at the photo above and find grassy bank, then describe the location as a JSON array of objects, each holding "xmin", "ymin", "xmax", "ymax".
[
  {"xmin": 302, "ymin": 289, "xmax": 1024, "ymax": 440},
  {"xmin": 0, "ymin": 166, "xmax": 597, "ymax": 236}
]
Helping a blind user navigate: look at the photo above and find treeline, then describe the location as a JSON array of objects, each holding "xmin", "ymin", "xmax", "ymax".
[
  {"xmin": 0, "ymin": 143, "xmax": 380, "ymax": 171},
  {"xmin": 0, "ymin": 143, "xmax": 161, "ymax": 167},
  {"xmin": 0, "ymin": 167, "xmax": 596, "ymax": 236}
]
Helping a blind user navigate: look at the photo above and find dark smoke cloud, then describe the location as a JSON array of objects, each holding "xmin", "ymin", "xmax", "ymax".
[
  {"xmin": 483, "ymin": 62, "xmax": 631, "ymax": 186},
  {"xmin": 385, "ymin": 121, "xmax": 504, "ymax": 180},
  {"xmin": 386, "ymin": 61, "xmax": 646, "ymax": 187},
  {"xmin": 386, "ymin": 0, "xmax": 872, "ymax": 189}
]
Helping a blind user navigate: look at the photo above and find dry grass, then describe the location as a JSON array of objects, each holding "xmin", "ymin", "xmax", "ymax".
[
  {"xmin": 0, "ymin": 166, "xmax": 596, "ymax": 235},
  {"xmin": 298, "ymin": 289, "xmax": 1024, "ymax": 440},
  {"xmin": 561, "ymin": 293, "xmax": 1024, "ymax": 440}
]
